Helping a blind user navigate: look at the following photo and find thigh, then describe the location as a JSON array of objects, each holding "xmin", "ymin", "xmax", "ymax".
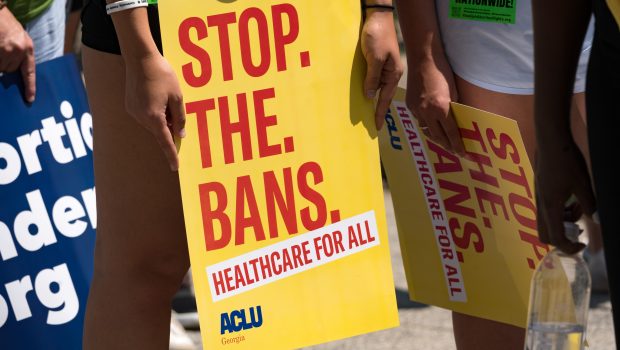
[
  {"xmin": 451, "ymin": 76, "xmax": 530, "ymax": 348},
  {"xmin": 455, "ymin": 76, "xmax": 588, "ymax": 166},
  {"xmin": 455, "ymin": 76, "xmax": 535, "ymax": 159},
  {"xmin": 82, "ymin": 46, "xmax": 189, "ymax": 280}
]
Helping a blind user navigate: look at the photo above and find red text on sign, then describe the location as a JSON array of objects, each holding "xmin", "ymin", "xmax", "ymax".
[
  {"xmin": 178, "ymin": 4, "xmax": 302, "ymax": 87},
  {"xmin": 199, "ymin": 162, "xmax": 329, "ymax": 251}
]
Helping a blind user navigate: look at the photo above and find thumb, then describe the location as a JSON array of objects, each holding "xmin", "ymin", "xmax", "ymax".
[{"xmin": 20, "ymin": 50, "xmax": 36, "ymax": 103}]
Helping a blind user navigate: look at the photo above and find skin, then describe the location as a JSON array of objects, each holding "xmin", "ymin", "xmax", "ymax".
[
  {"xmin": 532, "ymin": 0, "xmax": 596, "ymax": 254},
  {"xmin": 81, "ymin": 6, "xmax": 189, "ymax": 348},
  {"xmin": 111, "ymin": 5, "xmax": 186, "ymax": 171},
  {"xmin": 394, "ymin": 0, "xmax": 465, "ymax": 157},
  {"xmin": 361, "ymin": 5, "xmax": 404, "ymax": 130},
  {"xmin": 81, "ymin": 45, "xmax": 190, "ymax": 349},
  {"xmin": 81, "ymin": 1, "xmax": 402, "ymax": 348},
  {"xmin": 64, "ymin": 10, "xmax": 81, "ymax": 54},
  {"xmin": 395, "ymin": 1, "xmax": 525, "ymax": 348},
  {"xmin": 396, "ymin": 0, "xmax": 595, "ymax": 348},
  {"xmin": 0, "ymin": 6, "xmax": 36, "ymax": 102},
  {"xmin": 451, "ymin": 77, "xmax": 530, "ymax": 349},
  {"xmin": 570, "ymin": 94, "xmax": 604, "ymax": 254}
]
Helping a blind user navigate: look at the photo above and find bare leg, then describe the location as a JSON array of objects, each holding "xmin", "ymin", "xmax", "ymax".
[
  {"xmin": 452, "ymin": 76, "xmax": 532, "ymax": 349},
  {"xmin": 81, "ymin": 46, "xmax": 190, "ymax": 350},
  {"xmin": 452, "ymin": 312, "xmax": 525, "ymax": 350},
  {"xmin": 63, "ymin": 11, "xmax": 81, "ymax": 54}
]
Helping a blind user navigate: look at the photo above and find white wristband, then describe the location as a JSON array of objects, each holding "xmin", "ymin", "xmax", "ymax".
[{"xmin": 106, "ymin": 0, "xmax": 148, "ymax": 15}]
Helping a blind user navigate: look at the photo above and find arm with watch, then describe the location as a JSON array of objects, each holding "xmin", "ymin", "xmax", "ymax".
[{"xmin": 0, "ymin": 0, "xmax": 36, "ymax": 103}]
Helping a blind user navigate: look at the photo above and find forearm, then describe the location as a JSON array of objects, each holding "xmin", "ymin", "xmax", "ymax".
[
  {"xmin": 106, "ymin": 1, "xmax": 159, "ymax": 64},
  {"xmin": 395, "ymin": 0, "xmax": 445, "ymax": 62},
  {"xmin": 533, "ymin": 0, "xmax": 591, "ymax": 149}
]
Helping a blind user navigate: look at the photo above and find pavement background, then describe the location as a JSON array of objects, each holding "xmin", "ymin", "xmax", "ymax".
[{"xmin": 186, "ymin": 187, "xmax": 616, "ymax": 350}]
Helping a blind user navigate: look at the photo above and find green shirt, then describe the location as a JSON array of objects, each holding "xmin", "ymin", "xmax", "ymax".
[{"xmin": 8, "ymin": 0, "xmax": 54, "ymax": 24}]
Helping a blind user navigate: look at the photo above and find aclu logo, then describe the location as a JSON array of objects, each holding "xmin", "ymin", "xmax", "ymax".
[
  {"xmin": 384, "ymin": 108, "xmax": 402, "ymax": 150},
  {"xmin": 220, "ymin": 305, "xmax": 263, "ymax": 334}
]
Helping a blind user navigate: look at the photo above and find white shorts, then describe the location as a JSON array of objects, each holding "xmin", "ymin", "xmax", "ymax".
[
  {"xmin": 25, "ymin": 0, "xmax": 66, "ymax": 64},
  {"xmin": 436, "ymin": 0, "xmax": 593, "ymax": 94}
]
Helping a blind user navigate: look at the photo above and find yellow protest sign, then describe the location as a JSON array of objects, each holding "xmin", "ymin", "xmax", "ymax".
[
  {"xmin": 379, "ymin": 88, "xmax": 550, "ymax": 327},
  {"xmin": 158, "ymin": 1, "xmax": 399, "ymax": 348},
  {"xmin": 607, "ymin": 0, "xmax": 620, "ymax": 28}
]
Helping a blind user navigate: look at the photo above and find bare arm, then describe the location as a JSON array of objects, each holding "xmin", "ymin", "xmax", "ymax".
[
  {"xmin": 361, "ymin": 0, "xmax": 404, "ymax": 130},
  {"xmin": 395, "ymin": 0, "xmax": 464, "ymax": 156},
  {"xmin": 532, "ymin": 0, "xmax": 596, "ymax": 253},
  {"xmin": 107, "ymin": 2, "xmax": 186, "ymax": 171}
]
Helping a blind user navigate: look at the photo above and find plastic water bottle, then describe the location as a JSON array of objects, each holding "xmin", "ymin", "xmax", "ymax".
[{"xmin": 525, "ymin": 222, "xmax": 591, "ymax": 350}]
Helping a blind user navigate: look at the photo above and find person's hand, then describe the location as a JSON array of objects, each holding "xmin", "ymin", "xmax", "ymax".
[
  {"xmin": 535, "ymin": 141, "xmax": 596, "ymax": 254},
  {"xmin": 361, "ymin": 8, "xmax": 403, "ymax": 130},
  {"xmin": 0, "ymin": 8, "xmax": 36, "ymax": 103},
  {"xmin": 405, "ymin": 52, "xmax": 465, "ymax": 156},
  {"xmin": 124, "ymin": 53, "xmax": 186, "ymax": 171}
]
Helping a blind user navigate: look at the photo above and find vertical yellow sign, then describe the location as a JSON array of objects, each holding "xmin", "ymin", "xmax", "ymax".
[
  {"xmin": 159, "ymin": 1, "xmax": 399, "ymax": 348},
  {"xmin": 380, "ymin": 88, "xmax": 549, "ymax": 327},
  {"xmin": 608, "ymin": 0, "xmax": 620, "ymax": 28}
]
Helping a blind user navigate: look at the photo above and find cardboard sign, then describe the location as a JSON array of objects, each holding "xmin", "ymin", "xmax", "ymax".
[
  {"xmin": 0, "ymin": 55, "xmax": 96, "ymax": 350},
  {"xmin": 380, "ymin": 88, "xmax": 548, "ymax": 327},
  {"xmin": 158, "ymin": 1, "xmax": 399, "ymax": 348}
]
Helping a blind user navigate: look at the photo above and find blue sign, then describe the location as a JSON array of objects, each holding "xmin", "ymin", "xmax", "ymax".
[{"xmin": 0, "ymin": 55, "xmax": 95, "ymax": 350}]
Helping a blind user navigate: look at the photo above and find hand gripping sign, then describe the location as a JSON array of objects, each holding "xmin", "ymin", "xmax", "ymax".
[
  {"xmin": 158, "ymin": 1, "xmax": 399, "ymax": 349},
  {"xmin": 380, "ymin": 88, "xmax": 549, "ymax": 328},
  {"xmin": 0, "ymin": 55, "xmax": 96, "ymax": 350}
]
